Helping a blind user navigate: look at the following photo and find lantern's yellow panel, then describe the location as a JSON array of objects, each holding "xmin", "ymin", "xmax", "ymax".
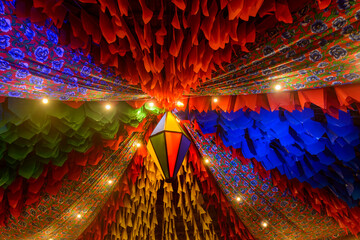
[
  {"xmin": 147, "ymin": 141, "xmax": 165, "ymax": 179},
  {"xmin": 164, "ymin": 112, "xmax": 181, "ymax": 133}
]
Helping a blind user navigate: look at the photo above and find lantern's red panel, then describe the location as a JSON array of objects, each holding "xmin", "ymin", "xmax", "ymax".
[{"xmin": 165, "ymin": 132, "xmax": 182, "ymax": 177}]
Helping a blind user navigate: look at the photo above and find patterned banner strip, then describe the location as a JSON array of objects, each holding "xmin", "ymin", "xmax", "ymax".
[{"xmin": 0, "ymin": 2, "xmax": 147, "ymax": 101}]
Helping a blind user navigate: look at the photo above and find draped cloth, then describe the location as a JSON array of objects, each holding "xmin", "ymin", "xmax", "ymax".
[
  {"xmin": 197, "ymin": 1, "xmax": 360, "ymax": 97},
  {"xmin": 0, "ymin": 99, "xmax": 162, "ymax": 236},
  {"xmin": 78, "ymin": 150, "xmax": 254, "ymax": 240},
  {"xmin": 0, "ymin": 2, "xmax": 146, "ymax": 101},
  {"xmin": 192, "ymin": 106, "xmax": 360, "ymax": 207},
  {"xmin": 0, "ymin": 0, "xmax": 359, "ymax": 239},
  {"xmin": 0, "ymin": 114, "xmax": 154, "ymax": 240},
  {"xmin": 184, "ymin": 121, "xmax": 351, "ymax": 239},
  {"xmin": 1, "ymin": 0, "xmax": 348, "ymax": 106}
]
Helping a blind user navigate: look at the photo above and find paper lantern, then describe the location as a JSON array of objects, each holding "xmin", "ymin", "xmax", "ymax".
[{"xmin": 147, "ymin": 112, "xmax": 191, "ymax": 179}]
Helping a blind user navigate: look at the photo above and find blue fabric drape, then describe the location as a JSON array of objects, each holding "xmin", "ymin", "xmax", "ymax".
[{"xmin": 189, "ymin": 108, "xmax": 360, "ymax": 207}]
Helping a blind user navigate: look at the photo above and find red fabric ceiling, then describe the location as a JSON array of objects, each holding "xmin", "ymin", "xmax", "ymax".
[{"xmin": 14, "ymin": 0, "xmax": 329, "ymax": 105}]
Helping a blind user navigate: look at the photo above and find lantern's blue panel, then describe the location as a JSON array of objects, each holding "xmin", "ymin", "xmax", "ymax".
[
  {"xmin": 173, "ymin": 135, "xmax": 191, "ymax": 177},
  {"xmin": 151, "ymin": 113, "xmax": 167, "ymax": 136}
]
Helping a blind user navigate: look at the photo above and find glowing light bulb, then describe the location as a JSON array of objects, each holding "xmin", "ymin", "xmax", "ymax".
[
  {"xmin": 236, "ymin": 197, "xmax": 242, "ymax": 202},
  {"xmin": 105, "ymin": 104, "xmax": 111, "ymax": 110},
  {"xmin": 108, "ymin": 180, "xmax": 113, "ymax": 184},
  {"xmin": 136, "ymin": 143, "xmax": 141, "ymax": 147},
  {"xmin": 275, "ymin": 84, "xmax": 282, "ymax": 91},
  {"xmin": 42, "ymin": 98, "xmax": 49, "ymax": 104},
  {"xmin": 77, "ymin": 214, "xmax": 82, "ymax": 219},
  {"xmin": 176, "ymin": 101, "xmax": 184, "ymax": 107},
  {"xmin": 213, "ymin": 98, "xmax": 218, "ymax": 103},
  {"xmin": 261, "ymin": 221, "xmax": 268, "ymax": 228},
  {"xmin": 148, "ymin": 102, "xmax": 154, "ymax": 107},
  {"xmin": 204, "ymin": 158, "xmax": 210, "ymax": 164}
]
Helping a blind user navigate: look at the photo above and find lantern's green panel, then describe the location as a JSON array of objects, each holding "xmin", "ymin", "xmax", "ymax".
[
  {"xmin": 150, "ymin": 133, "xmax": 169, "ymax": 178},
  {"xmin": 147, "ymin": 141, "xmax": 165, "ymax": 179},
  {"xmin": 151, "ymin": 113, "xmax": 166, "ymax": 136}
]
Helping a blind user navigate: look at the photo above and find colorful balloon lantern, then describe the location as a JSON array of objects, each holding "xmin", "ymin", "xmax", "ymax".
[{"xmin": 147, "ymin": 112, "xmax": 191, "ymax": 179}]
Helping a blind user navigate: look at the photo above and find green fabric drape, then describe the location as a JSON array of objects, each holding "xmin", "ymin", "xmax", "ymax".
[{"xmin": 0, "ymin": 98, "xmax": 163, "ymax": 187}]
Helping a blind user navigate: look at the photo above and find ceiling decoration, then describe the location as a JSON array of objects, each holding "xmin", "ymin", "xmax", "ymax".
[
  {"xmin": 76, "ymin": 153, "xmax": 145, "ymax": 240},
  {"xmin": 185, "ymin": 114, "xmax": 360, "ymax": 235},
  {"xmin": 0, "ymin": 97, "xmax": 161, "ymax": 227},
  {"xmin": 7, "ymin": 0, "xmax": 338, "ymax": 104},
  {"xmin": 0, "ymin": 0, "xmax": 358, "ymax": 107},
  {"xmin": 79, "ymin": 150, "xmax": 254, "ymax": 240},
  {"xmin": 192, "ymin": 106, "xmax": 360, "ymax": 207},
  {"xmin": 195, "ymin": 0, "xmax": 360, "ymax": 96},
  {"xmin": 1, "ymin": 108, "xmax": 355, "ymax": 239},
  {"xmin": 0, "ymin": 118, "xmax": 152, "ymax": 240},
  {"xmin": 0, "ymin": 98, "xmax": 152, "ymax": 186},
  {"xmin": 0, "ymin": 2, "xmax": 146, "ymax": 101},
  {"xmin": 269, "ymin": 168, "xmax": 360, "ymax": 235},
  {"xmin": 184, "ymin": 121, "xmax": 348, "ymax": 239},
  {"xmin": 0, "ymin": 0, "xmax": 360, "ymax": 239}
]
